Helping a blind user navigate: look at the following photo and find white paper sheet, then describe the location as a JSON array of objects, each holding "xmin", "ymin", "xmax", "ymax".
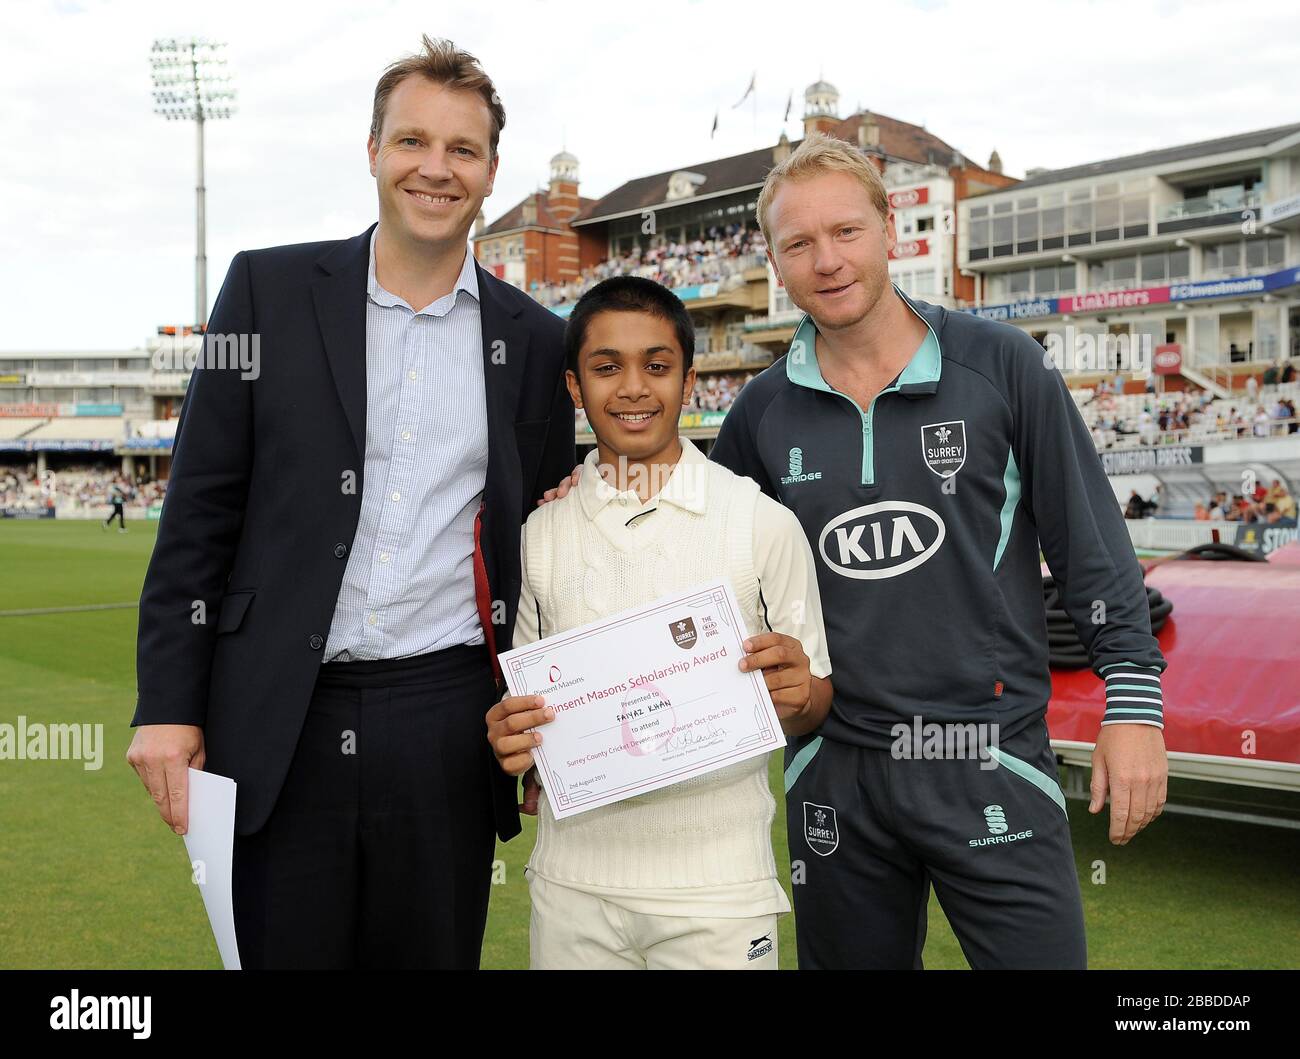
[
  {"xmin": 181, "ymin": 767, "xmax": 241, "ymax": 970},
  {"xmin": 499, "ymin": 578, "xmax": 786, "ymax": 819}
]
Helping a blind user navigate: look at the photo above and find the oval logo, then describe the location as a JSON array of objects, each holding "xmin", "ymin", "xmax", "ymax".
[
  {"xmin": 1154, "ymin": 349, "xmax": 1180, "ymax": 368},
  {"xmin": 890, "ymin": 188, "xmax": 921, "ymax": 208},
  {"xmin": 893, "ymin": 239, "xmax": 921, "ymax": 258},
  {"xmin": 818, "ymin": 501, "xmax": 946, "ymax": 580}
]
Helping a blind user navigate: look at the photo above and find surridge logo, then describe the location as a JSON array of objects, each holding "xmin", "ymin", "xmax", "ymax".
[
  {"xmin": 781, "ymin": 445, "xmax": 822, "ymax": 485},
  {"xmin": 969, "ymin": 803, "xmax": 1034, "ymax": 848},
  {"xmin": 818, "ymin": 501, "xmax": 945, "ymax": 580}
]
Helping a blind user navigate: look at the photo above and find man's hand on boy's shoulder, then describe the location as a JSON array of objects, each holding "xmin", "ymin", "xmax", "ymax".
[{"xmin": 538, "ymin": 465, "xmax": 583, "ymax": 506}]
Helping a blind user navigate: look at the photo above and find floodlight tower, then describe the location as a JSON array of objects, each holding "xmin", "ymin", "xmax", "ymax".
[{"xmin": 150, "ymin": 38, "xmax": 236, "ymax": 329}]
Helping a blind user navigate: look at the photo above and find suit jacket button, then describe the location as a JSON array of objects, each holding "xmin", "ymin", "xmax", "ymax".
[
  {"xmin": 333, "ymin": 543, "xmax": 348, "ymax": 558},
  {"xmin": 309, "ymin": 634, "xmax": 324, "ymax": 650}
]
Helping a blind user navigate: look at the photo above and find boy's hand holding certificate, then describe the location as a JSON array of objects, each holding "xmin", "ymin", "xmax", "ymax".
[{"xmin": 497, "ymin": 579, "xmax": 786, "ymax": 819}]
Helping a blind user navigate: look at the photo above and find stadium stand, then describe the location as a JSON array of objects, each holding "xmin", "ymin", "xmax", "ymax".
[
  {"xmin": 533, "ymin": 226, "xmax": 766, "ymax": 308},
  {"xmin": 1073, "ymin": 381, "xmax": 1298, "ymax": 449},
  {"xmin": 22, "ymin": 417, "xmax": 127, "ymax": 441},
  {"xmin": 0, "ymin": 465, "xmax": 166, "ymax": 517}
]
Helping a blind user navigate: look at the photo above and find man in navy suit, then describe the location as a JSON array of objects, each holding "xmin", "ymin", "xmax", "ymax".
[{"xmin": 127, "ymin": 36, "xmax": 574, "ymax": 968}]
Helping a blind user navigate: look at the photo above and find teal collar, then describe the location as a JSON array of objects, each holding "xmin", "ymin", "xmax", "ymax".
[{"xmin": 785, "ymin": 285, "xmax": 942, "ymax": 398}]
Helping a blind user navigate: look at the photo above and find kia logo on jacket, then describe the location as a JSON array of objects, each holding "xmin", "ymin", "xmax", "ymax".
[{"xmin": 817, "ymin": 501, "xmax": 946, "ymax": 579}]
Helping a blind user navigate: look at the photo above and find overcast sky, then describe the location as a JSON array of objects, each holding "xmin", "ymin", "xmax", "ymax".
[{"xmin": 3, "ymin": 0, "xmax": 1298, "ymax": 351}]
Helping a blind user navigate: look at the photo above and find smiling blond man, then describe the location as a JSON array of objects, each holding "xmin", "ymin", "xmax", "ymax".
[
  {"xmin": 129, "ymin": 36, "xmax": 575, "ymax": 968},
  {"xmin": 704, "ymin": 133, "xmax": 1169, "ymax": 969}
]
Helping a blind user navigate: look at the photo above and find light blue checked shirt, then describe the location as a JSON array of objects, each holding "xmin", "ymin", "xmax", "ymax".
[{"xmin": 324, "ymin": 230, "xmax": 489, "ymax": 662}]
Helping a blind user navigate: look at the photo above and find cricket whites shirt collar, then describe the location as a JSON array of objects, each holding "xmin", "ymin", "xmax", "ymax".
[
  {"xmin": 783, "ymin": 285, "xmax": 943, "ymax": 486},
  {"xmin": 577, "ymin": 435, "xmax": 711, "ymax": 521}
]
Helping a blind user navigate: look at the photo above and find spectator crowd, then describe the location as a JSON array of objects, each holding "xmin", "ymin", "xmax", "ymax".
[
  {"xmin": 1193, "ymin": 481, "xmax": 1298, "ymax": 526},
  {"xmin": 1083, "ymin": 374, "xmax": 1298, "ymax": 449},
  {"xmin": 0, "ymin": 464, "xmax": 166, "ymax": 516},
  {"xmin": 687, "ymin": 372, "xmax": 754, "ymax": 414},
  {"xmin": 532, "ymin": 225, "xmax": 766, "ymax": 308}
]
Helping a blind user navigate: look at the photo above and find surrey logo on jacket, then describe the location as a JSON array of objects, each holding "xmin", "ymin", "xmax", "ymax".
[
  {"xmin": 921, "ymin": 420, "xmax": 966, "ymax": 477},
  {"xmin": 803, "ymin": 802, "xmax": 839, "ymax": 855},
  {"xmin": 818, "ymin": 501, "xmax": 946, "ymax": 580}
]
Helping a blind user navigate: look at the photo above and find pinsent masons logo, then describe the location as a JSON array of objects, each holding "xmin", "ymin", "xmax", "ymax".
[
  {"xmin": 781, "ymin": 445, "xmax": 822, "ymax": 486},
  {"xmin": 539, "ymin": 662, "xmax": 584, "ymax": 691}
]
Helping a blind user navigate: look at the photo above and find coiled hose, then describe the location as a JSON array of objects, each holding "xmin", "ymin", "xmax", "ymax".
[
  {"xmin": 1043, "ymin": 579, "xmax": 1171, "ymax": 669},
  {"xmin": 1044, "ymin": 540, "xmax": 1262, "ymax": 668}
]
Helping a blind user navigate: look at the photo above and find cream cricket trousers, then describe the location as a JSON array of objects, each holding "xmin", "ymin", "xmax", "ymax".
[{"xmin": 528, "ymin": 872, "xmax": 780, "ymax": 970}]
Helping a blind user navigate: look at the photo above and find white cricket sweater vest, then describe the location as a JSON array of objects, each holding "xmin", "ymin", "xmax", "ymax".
[{"xmin": 523, "ymin": 460, "xmax": 776, "ymax": 891}]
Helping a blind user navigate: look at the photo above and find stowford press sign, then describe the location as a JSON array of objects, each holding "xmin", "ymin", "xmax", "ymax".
[
  {"xmin": 1100, "ymin": 447, "xmax": 1204, "ymax": 475},
  {"xmin": 1234, "ymin": 524, "xmax": 1300, "ymax": 556}
]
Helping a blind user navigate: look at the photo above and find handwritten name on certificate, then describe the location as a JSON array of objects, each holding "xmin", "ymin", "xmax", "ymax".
[{"xmin": 498, "ymin": 579, "xmax": 786, "ymax": 819}]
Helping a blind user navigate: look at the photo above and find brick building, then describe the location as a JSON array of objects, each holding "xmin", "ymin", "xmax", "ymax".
[{"xmin": 472, "ymin": 150, "xmax": 599, "ymax": 291}]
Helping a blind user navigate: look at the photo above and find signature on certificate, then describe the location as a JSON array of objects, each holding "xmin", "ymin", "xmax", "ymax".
[{"xmin": 662, "ymin": 722, "xmax": 728, "ymax": 753}]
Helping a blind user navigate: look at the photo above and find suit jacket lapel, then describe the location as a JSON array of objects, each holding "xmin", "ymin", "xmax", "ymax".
[
  {"xmin": 309, "ymin": 236, "xmax": 531, "ymax": 489},
  {"xmin": 311, "ymin": 226, "xmax": 373, "ymax": 462},
  {"xmin": 476, "ymin": 262, "xmax": 530, "ymax": 489}
]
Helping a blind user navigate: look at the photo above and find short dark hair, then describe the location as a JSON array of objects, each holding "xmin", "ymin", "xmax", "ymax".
[
  {"xmin": 564, "ymin": 276, "xmax": 695, "ymax": 378},
  {"xmin": 370, "ymin": 35, "xmax": 505, "ymax": 158}
]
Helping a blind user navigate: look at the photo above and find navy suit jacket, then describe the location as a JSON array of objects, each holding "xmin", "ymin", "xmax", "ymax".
[{"xmin": 133, "ymin": 224, "xmax": 574, "ymax": 837}]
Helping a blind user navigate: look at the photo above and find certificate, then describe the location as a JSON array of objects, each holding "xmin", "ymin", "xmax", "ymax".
[{"xmin": 499, "ymin": 578, "xmax": 786, "ymax": 819}]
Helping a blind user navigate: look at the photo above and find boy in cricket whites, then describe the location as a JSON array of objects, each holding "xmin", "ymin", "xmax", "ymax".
[{"xmin": 485, "ymin": 276, "xmax": 832, "ymax": 969}]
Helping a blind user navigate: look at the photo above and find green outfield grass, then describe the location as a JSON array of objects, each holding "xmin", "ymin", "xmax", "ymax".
[{"xmin": 1, "ymin": 519, "xmax": 1297, "ymax": 969}]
